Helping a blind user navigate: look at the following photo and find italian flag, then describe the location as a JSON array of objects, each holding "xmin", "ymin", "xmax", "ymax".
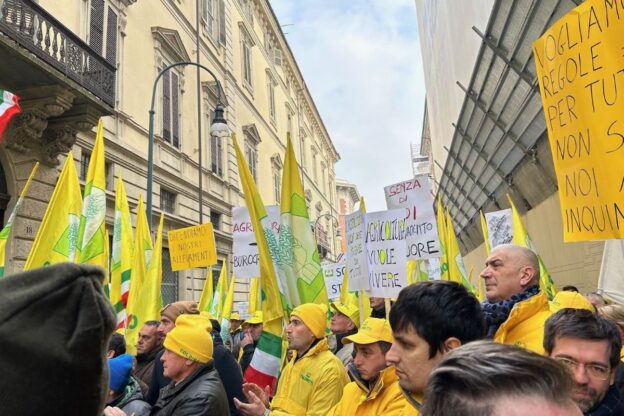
[{"xmin": 0, "ymin": 90, "xmax": 21, "ymax": 143}]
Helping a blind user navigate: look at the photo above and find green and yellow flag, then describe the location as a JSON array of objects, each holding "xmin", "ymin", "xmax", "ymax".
[
  {"xmin": 77, "ymin": 119, "xmax": 107, "ymax": 271},
  {"xmin": 198, "ymin": 267, "xmax": 214, "ymax": 312},
  {"xmin": 210, "ymin": 263, "xmax": 228, "ymax": 319},
  {"xmin": 278, "ymin": 135, "xmax": 329, "ymax": 310},
  {"xmin": 220, "ymin": 273, "xmax": 237, "ymax": 342},
  {"xmin": 24, "ymin": 153, "xmax": 82, "ymax": 270},
  {"xmin": 111, "ymin": 174, "xmax": 134, "ymax": 330},
  {"xmin": 480, "ymin": 210, "xmax": 491, "ymax": 256},
  {"xmin": 248, "ymin": 276, "xmax": 260, "ymax": 314},
  {"xmin": 507, "ymin": 195, "xmax": 557, "ymax": 300},
  {"xmin": 124, "ymin": 195, "xmax": 153, "ymax": 354},
  {"xmin": 234, "ymin": 133, "xmax": 284, "ymax": 393},
  {"xmin": 0, "ymin": 162, "xmax": 38, "ymax": 277},
  {"xmin": 446, "ymin": 210, "xmax": 474, "ymax": 293},
  {"xmin": 436, "ymin": 196, "xmax": 449, "ymax": 281}
]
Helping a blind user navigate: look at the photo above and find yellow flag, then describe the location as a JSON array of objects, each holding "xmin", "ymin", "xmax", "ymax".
[
  {"xmin": 124, "ymin": 196, "xmax": 153, "ymax": 354},
  {"xmin": 198, "ymin": 267, "xmax": 214, "ymax": 312},
  {"xmin": 210, "ymin": 263, "xmax": 228, "ymax": 319},
  {"xmin": 24, "ymin": 153, "xmax": 82, "ymax": 270},
  {"xmin": 78, "ymin": 119, "xmax": 107, "ymax": 270},
  {"xmin": 446, "ymin": 210, "xmax": 474, "ymax": 293},
  {"xmin": 480, "ymin": 210, "xmax": 491, "ymax": 256},
  {"xmin": 110, "ymin": 174, "xmax": 134, "ymax": 330},
  {"xmin": 222, "ymin": 274, "xmax": 236, "ymax": 320},
  {"xmin": 436, "ymin": 196, "xmax": 449, "ymax": 280},
  {"xmin": 0, "ymin": 162, "xmax": 39, "ymax": 277},
  {"xmin": 507, "ymin": 195, "xmax": 557, "ymax": 300},
  {"xmin": 248, "ymin": 276, "xmax": 260, "ymax": 314}
]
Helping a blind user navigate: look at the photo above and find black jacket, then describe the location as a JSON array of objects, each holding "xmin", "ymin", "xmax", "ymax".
[
  {"xmin": 239, "ymin": 342, "xmax": 256, "ymax": 374},
  {"xmin": 151, "ymin": 362, "xmax": 228, "ymax": 416},
  {"xmin": 108, "ymin": 377, "xmax": 151, "ymax": 416}
]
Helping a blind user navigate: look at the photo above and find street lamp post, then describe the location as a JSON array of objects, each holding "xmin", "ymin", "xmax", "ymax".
[
  {"xmin": 146, "ymin": 61, "xmax": 229, "ymax": 229},
  {"xmin": 313, "ymin": 212, "xmax": 341, "ymax": 260}
]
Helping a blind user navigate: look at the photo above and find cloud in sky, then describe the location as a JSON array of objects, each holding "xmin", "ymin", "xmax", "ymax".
[{"xmin": 271, "ymin": 0, "xmax": 426, "ymax": 212}]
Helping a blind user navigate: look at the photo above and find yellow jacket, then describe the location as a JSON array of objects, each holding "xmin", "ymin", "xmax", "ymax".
[
  {"xmin": 270, "ymin": 338, "xmax": 349, "ymax": 416},
  {"xmin": 328, "ymin": 367, "xmax": 405, "ymax": 416},
  {"xmin": 493, "ymin": 291, "xmax": 552, "ymax": 354},
  {"xmin": 398, "ymin": 389, "xmax": 422, "ymax": 416}
]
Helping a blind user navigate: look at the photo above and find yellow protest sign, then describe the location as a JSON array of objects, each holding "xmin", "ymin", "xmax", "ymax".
[
  {"xmin": 168, "ymin": 223, "xmax": 217, "ymax": 271},
  {"xmin": 533, "ymin": 0, "xmax": 624, "ymax": 241}
]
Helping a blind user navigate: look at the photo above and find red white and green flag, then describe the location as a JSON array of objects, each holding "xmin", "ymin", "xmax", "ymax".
[{"xmin": 0, "ymin": 90, "xmax": 21, "ymax": 143}]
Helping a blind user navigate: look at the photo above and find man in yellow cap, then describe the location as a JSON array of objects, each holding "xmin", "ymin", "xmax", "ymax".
[
  {"xmin": 330, "ymin": 302, "xmax": 360, "ymax": 367},
  {"xmin": 229, "ymin": 312, "xmax": 245, "ymax": 358},
  {"xmin": 104, "ymin": 314, "xmax": 229, "ymax": 416},
  {"xmin": 234, "ymin": 303, "xmax": 349, "ymax": 416},
  {"xmin": 328, "ymin": 317, "xmax": 404, "ymax": 416},
  {"xmin": 240, "ymin": 311, "xmax": 263, "ymax": 373}
]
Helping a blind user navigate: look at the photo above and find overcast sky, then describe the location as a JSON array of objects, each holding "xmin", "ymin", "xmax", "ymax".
[{"xmin": 271, "ymin": 0, "xmax": 426, "ymax": 212}]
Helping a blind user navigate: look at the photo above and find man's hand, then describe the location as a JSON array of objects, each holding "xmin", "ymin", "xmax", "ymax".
[
  {"xmin": 103, "ymin": 407, "xmax": 129, "ymax": 416},
  {"xmin": 242, "ymin": 382, "xmax": 270, "ymax": 407},
  {"xmin": 240, "ymin": 333, "xmax": 254, "ymax": 349},
  {"xmin": 234, "ymin": 390, "xmax": 267, "ymax": 416}
]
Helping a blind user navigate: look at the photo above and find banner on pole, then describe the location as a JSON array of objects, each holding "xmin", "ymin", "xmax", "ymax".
[
  {"xmin": 533, "ymin": 0, "xmax": 624, "ymax": 241},
  {"xmin": 384, "ymin": 175, "xmax": 440, "ymax": 259},
  {"xmin": 232, "ymin": 205, "xmax": 280, "ymax": 279},
  {"xmin": 168, "ymin": 223, "xmax": 217, "ymax": 271},
  {"xmin": 345, "ymin": 210, "xmax": 368, "ymax": 291},
  {"xmin": 322, "ymin": 258, "xmax": 346, "ymax": 301}
]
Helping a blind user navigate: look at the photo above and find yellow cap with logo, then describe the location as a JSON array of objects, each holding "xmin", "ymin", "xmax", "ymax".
[
  {"xmin": 244, "ymin": 310, "xmax": 263, "ymax": 325},
  {"xmin": 331, "ymin": 302, "xmax": 360, "ymax": 328},
  {"xmin": 342, "ymin": 317, "xmax": 393, "ymax": 345}
]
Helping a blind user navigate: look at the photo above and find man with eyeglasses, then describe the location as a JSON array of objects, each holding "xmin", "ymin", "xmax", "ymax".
[{"xmin": 544, "ymin": 308, "xmax": 624, "ymax": 415}]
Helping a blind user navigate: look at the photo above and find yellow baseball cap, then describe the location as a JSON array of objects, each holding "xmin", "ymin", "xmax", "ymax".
[
  {"xmin": 550, "ymin": 291, "xmax": 595, "ymax": 313},
  {"xmin": 230, "ymin": 312, "xmax": 241, "ymax": 321},
  {"xmin": 343, "ymin": 317, "xmax": 393, "ymax": 345},
  {"xmin": 331, "ymin": 302, "xmax": 360, "ymax": 328},
  {"xmin": 244, "ymin": 311, "xmax": 263, "ymax": 325}
]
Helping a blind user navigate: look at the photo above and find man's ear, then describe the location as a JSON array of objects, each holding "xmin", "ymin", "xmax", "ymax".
[
  {"xmin": 441, "ymin": 337, "xmax": 461, "ymax": 353},
  {"xmin": 519, "ymin": 265, "xmax": 535, "ymax": 287}
]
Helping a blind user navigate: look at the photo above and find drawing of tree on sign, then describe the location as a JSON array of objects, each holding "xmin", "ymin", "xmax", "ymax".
[{"xmin": 487, "ymin": 209, "xmax": 512, "ymax": 249}]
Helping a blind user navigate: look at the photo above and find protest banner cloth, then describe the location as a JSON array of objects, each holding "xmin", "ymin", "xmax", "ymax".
[
  {"xmin": 232, "ymin": 205, "xmax": 280, "ymax": 279},
  {"xmin": 533, "ymin": 0, "xmax": 624, "ymax": 241},
  {"xmin": 168, "ymin": 223, "xmax": 217, "ymax": 271},
  {"xmin": 384, "ymin": 175, "xmax": 440, "ymax": 259}
]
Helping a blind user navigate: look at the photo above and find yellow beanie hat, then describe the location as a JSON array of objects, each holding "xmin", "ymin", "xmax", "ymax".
[
  {"xmin": 291, "ymin": 303, "xmax": 328, "ymax": 339},
  {"xmin": 163, "ymin": 314, "xmax": 213, "ymax": 363}
]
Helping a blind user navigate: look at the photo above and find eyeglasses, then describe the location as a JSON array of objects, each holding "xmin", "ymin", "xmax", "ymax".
[{"xmin": 555, "ymin": 357, "xmax": 611, "ymax": 380}]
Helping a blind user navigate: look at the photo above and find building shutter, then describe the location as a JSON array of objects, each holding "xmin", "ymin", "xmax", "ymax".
[
  {"xmin": 105, "ymin": 7, "xmax": 117, "ymax": 65},
  {"xmin": 171, "ymin": 72, "xmax": 180, "ymax": 148},
  {"xmin": 218, "ymin": 0, "xmax": 226, "ymax": 46},
  {"xmin": 273, "ymin": 48, "xmax": 282, "ymax": 66},
  {"xmin": 89, "ymin": 0, "xmax": 105, "ymax": 55},
  {"xmin": 163, "ymin": 70, "xmax": 171, "ymax": 142}
]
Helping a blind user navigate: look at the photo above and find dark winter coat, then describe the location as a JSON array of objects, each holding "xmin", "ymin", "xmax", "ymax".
[{"xmin": 108, "ymin": 377, "xmax": 151, "ymax": 416}]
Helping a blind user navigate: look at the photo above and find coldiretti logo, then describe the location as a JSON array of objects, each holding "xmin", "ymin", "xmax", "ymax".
[
  {"xmin": 361, "ymin": 321, "xmax": 372, "ymax": 331},
  {"xmin": 300, "ymin": 372, "xmax": 313, "ymax": 384}
]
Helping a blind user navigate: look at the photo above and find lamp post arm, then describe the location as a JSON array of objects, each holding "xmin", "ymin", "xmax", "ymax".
[{"xmin": 146, "ymin": 61, "xmax": 223, "ymax": 229}]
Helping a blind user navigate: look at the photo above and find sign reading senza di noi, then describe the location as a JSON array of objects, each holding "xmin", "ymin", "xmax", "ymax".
[
  {"xmin": 168, "ymin": 223, "xmax": 217, "ymax": 271},
  {"xmin": 384, "ymin": 175, "xmax": 440, "ymax": 259}
]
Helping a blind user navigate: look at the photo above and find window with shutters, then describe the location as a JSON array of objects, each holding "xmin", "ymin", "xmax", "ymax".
[
  {"xmin": 161, "ymin": 248, "xmax": 179, "ymax": 304},
  {"xmin": 266, "ymin": 71, "xmax": 276, "ymax": 123},
  {"xmin": 202, "ymin": 0, "xmax": 217, "ymax": 41},
  {"xmin": 300, "ymin": 130, "xmax": 307, "ymax": 170},
  {"xmin": 245, "ymin": 140, "xmax": 257, "ymax": 182},
  {"xmin": 80, "ymin": 152, "xmax": 91, "ymax": 182},
  {"xmin": 161, "ymin": 189, "xmax": 177, "ymax": 214},
  {"xmin": 88, "ymin": 0, "xmax": 118, "ymax": 65},
  {"xmin": 210, "ymin": 211, "xmax": 221, "ymax": 231},
  {"xmin": 162, "ymin": 66, "xmax": 181, "ymax": 148},
  {"xmin": 239, "ymin": 24, "xmax": 254, "ymax": 91},
  {"xmin": 239, "ymin": 0, "xmax": 254, "ymax": 27},
  {"xmin": 271, "ymin": 154, "xmax": 282, "ymax": 204},
  {"xmin": 312, "ymin": 147, "xmax": 318, "ymax": 184}
]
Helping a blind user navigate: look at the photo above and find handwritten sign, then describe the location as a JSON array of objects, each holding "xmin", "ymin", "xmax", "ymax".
[
  {"xmin": 322, "ymin": 258, "xmax": 346, "ymax": 300},
  {"xmin": 384, "ymin": 175, "xmax": 440, "ymax": 259},
  {"xmin": 345, "ymin": 211, "xmax": 369, "ymax": 291},
  {"xmin": 168, "ymin": 223, "xmax": 217, "ymax": 271},
  {"xmin": 485, "ymin": 209, "xmax": 512, "ymax": 249},
  {"xmin": 533, "ymin": 0, "xmax": 624, "ymax": 241},
  {"xmin": 365, "ymin": 209, "xmax": 407, "ymax": 298},
  {"xmin": 232, "ymin": 206, "xmax": 280, "ymax": 279}
]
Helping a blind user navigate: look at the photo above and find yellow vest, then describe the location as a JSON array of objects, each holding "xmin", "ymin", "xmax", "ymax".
[
  {"xmin": 270, "ymin": 338, "xmax": 349, "ymax": 416},
  {"xmin": 494, "ymin": 291, "xmax": 552, "ymax": 354},
  {"xmin": 328, "ymin": 367, "xmax": 405, "ymax": 416}
]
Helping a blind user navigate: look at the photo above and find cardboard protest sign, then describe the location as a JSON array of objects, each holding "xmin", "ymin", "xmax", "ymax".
[
  {"xmin": 232, "ymin": 205, "xmax": 280, "ymax": 279},
  {"xmin": 485, "ymin": 209, "xmax": 512, "ymax": 250},
  {"xmin": 345, "ymin": 210, "xmax": 369, "ymax": 291},
  {"xmin": 385, "ymin": 176, "xmax": 440, "ymax": 259},
  {"xmin": 365, "ymin": 209, "xmax": 408, "ymax": 298},
  {"xmin": 322, "ymin": 258, "xmax": 346, "ymax": 300},
  {"xmin": 533, "ymin": 0, "xmax": 624, "ymax": 241},
  {"xmin": 168, "ymin": 223, "xmax": 217, "ymax": 271}
]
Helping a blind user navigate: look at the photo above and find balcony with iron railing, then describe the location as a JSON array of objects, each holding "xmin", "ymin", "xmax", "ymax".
[{"xmin": 0, "ymin": 0, "xmax": 116, "ymax": 107}]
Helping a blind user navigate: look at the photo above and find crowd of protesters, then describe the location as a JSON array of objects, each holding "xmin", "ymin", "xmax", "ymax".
[{"xmin": 1, "ymin": 243, "xmax": 623, "ymax": 415}]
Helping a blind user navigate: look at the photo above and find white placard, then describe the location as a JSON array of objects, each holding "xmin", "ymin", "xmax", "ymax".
[
  {"xmin": 365, "ymin": 209, "xmax": 408, "ymax": 298},
  {"xmin": 345, "ymin": 211, "xmax": 369, "ymax": 291},
  {"xmin": 232, "ymin": 205, "xmax": 280, "ymax": 279},
  {"xmin": 485, "ymin": 209, "xmax": 513, "ymax": 250},
  {"xmin": 427, "ymin": 257, "xmax": 441, "ymax": 280},
  {"xmin": 322, "ymin": 258, "xmax": 346, "ymax": 300},
  {"xmin": 384, "ymin": 176, "xmax": 440, "ymax": 260}
]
